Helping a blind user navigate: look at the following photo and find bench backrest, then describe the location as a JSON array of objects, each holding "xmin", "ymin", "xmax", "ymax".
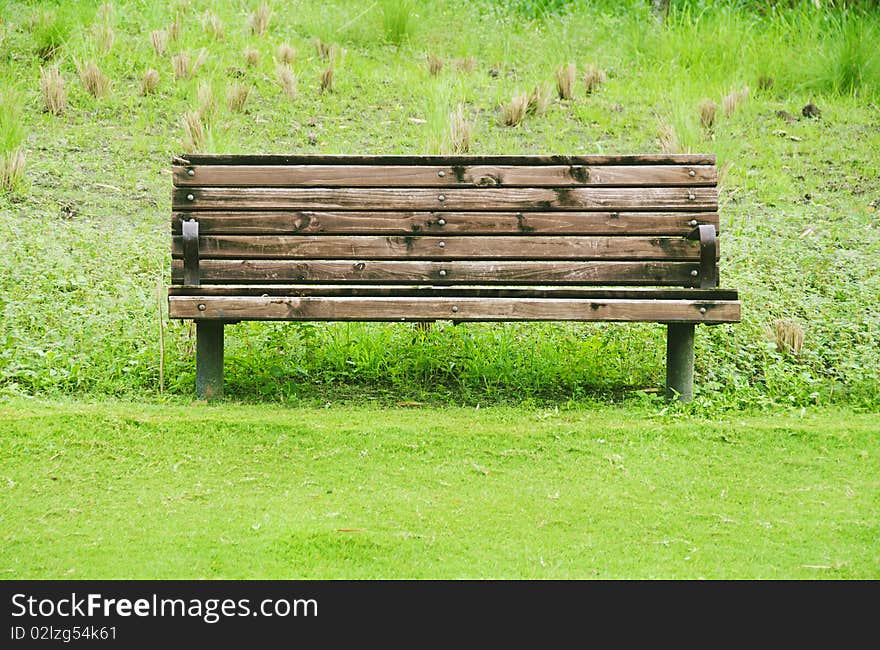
[{"xmin": 171, "ymin": 154, "xmax": 719, "ymax": 289}]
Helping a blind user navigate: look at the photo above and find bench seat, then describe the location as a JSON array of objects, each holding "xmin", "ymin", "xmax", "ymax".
[{"xmin": 169, "ymin": 287, "xmax": 739, "ymax": 323}]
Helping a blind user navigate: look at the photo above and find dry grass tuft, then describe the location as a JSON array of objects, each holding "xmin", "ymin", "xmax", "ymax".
[
  {"xmin": 167, "ymin": 16, "xmax": 181, "ymax": 42},
  {"xmin": 93, "ymin": 22, "xmax": 115, "ymax": 52},
  {"xmin": 453, "ymin": 56, "xmax": 476, "ymax": 73},
  {"xmin": 171, "ymin": 52, "xmax": 189, "ymax": 80},
  {"xmin": 583, "ymin": 63, "xmax": 606, "ymax": 94},
  {"xmin": 150, "ymin": 29, "xmax": 167, "ymax": 56},
  {"xmin": 769, "ymin": 319, "xmax": 805, "ymax": 356},
  {"xmin": 447, "ymin": 104, "xmax": 472, "ymax": 154},
  {"xmin": 193, "ymin": 48, "xmax": 208, "ymax": 72},
  {"xmin": 197, "ymin": 80, "xmax": 216, "ymax": 121},
  {"xmin": 244, "ymin": 47, "xmax": 260, "ymax": 67},
  {"xmin": 226, "ymin": 83, "xmax": 251, "ymax": 112},
  {"xmin": 320, "ymin": 65, "xmax": 334, "ymax": 94},
  {"xmin": 427, "ymin": 54, "xmax": 443, "ymax": 76},
  {"xmin": 723, "ymin": 86, "xmax": 750, "ymax": 116},
  {"xmin": 658, "ymin": 122, "xmax": 680, "ymax": 153},
  {"xmin": 172, "ymin": 49, "xmax": 208, "ymax": 80},
  {"xmin": 140, "ymin": 68, "xmax": 159, "ymax": 95},
  {"xmin": 699, "ymin": 99, "xmax": 717, "ymax": 130},
  {"xmin": 0, "ymin": 148, "xmax": 26, "ymax": 192},
  {"xmin": 39, "ymin": 66, "xmax": 67, "ymax": 115},
  {"xmin": 248, "ymin": 2, "xmax": 272, "ymax": 36},
  {"xmin": 97, "ymin": 2, "xmax": 114, "ymax": 23},
  {"xmin": 526, "ymin": 83, "xmax": 551, "ymax": 116},
  {"xmin": 277, "ymin": 42, "xmax": 295, "ymax": 65},
  {"xmin": 201, "ymin": 11, "xmax": 225, "ymax": 40},
  {"xmin": 555, "ymin": 63, "xmax": 576, "ymax": 100},
  {"xmin": 76, "ymin": 60, "xmax": 110, "ymax": 97},
  {"xmin": 313, "ymin": 38, "xmax": 337, "ymax": 61},
  {"xmin": 276, "ymin": 65, "xmax": 297, "ymax": 99},
  {"xmin": 501, "ymin": 93, "xmax": 529, "ymax": 127},
  {"xmin": 181, "ymin": 110, "xmax": 205, "ymax": 152}
]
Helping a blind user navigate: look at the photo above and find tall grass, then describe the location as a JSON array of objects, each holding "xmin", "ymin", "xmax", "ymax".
[
  {"xmin": 29, "ymin": 8, "xmax": 78, "ymax": 60},
  {"xmin": 803, "ymin": 14, "xmax": 880, "ymax": 97},
  {"xmin": 0, "ymin": 90, "xmax": 26, "ymax": 192},
  {"xmin": 380, "ymin": 0, "xmax": 415, "ymax": 45},
  {"xmin": 618, "ymin": 4, "xmax": 880, "ymax": 100},
  {"xmin": 39, "ymin": 66, "xmax": 67, "ymax": 115}
]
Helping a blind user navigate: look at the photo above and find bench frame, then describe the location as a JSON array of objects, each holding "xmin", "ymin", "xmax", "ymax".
[{"xmin": 169, "ymin": 154, "xmax": 740, "ymax": 402}]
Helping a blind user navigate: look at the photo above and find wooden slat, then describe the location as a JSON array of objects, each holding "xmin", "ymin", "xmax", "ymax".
[
  {"xmin": 172, "ymin": 187, "xmax": 717, "ymax": 212},
  {"xmin": 171, "ymin": 235, "xmax": 711, "ymax": 261},
  {"xmin": 168, "ymin": 285, "xmax": 740, "ymax": 301},
  {"xmin": 171, "ymin": 260, "xmax": 700, "ymax": 286},
  {"xmin": 178, "ymin": 154, "xmax": 717, "ymax": 166},
  {"xmin": 171, "ymin": 211, "xmax": 720, "ymax": 236},
  {"xmin": 173, "ymin": 164, "xmax": 716, "ymax": 187},
  {"xmin": 168, "ymin": 295, "xmax": 741, "ymax": 323}
]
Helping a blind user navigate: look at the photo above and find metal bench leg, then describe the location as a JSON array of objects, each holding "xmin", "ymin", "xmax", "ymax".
[
  {"xmin": 196, "ymin": 321, "xmax": 224, "ymax": 400},
  {"xmin": 666, "ymin": 323, "xmax": 694, "ymax": 402}
]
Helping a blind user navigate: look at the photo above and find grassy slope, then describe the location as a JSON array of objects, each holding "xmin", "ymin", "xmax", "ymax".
[
  {"xmin": 0, "ymin": 399, "xmax": 877, "ymax": 579},
  {"xmin": 0, "ymin": 1, "xmax": 877, "ymax": 406}
]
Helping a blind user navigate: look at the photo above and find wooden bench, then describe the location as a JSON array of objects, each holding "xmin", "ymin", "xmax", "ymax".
[{"xmin": 168, "ymin": 154, "xmax": 740, "ymax": 401}]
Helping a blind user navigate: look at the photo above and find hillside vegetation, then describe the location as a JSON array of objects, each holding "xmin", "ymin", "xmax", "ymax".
[{"xmin": 0, "ymin": 0, "xmax": 878, "ymax": 408}]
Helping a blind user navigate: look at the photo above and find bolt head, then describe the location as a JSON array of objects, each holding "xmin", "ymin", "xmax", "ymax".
[
  {"xmin": 186, "ymin": 193, "xmax": 195, "ymax": 201},
  {"xmin": 438, "ymin": 195, "xmax": 446, "ymax": 202},
  {"xmin": 689, "ymin": 219, "xmax": 698, "ymax": 226},
  {"xmin": 438, "ymin": 170, "xmax": 446, "ymax": 177},
  {"xmin": 197, "ymin": 303, "xmax": 206, "ymax": 311},
  {"xmin": 437, "ymin": 218, "xmax": 446, "ymax": 226},
  {"xmin": 699, "ymin": 307, "xmax": 707, "ymax": 314},
  {"xmin": 451, "ymin": 305, "xmax": 459, "ymax": 313},
  {"xmin": 187, "ymin": 168, "xmax": 195, "ymax": 177},
  {"xmin": 688, "ymin": 169, "xmax": 696, "ymax": 177},
  {"xmin": 688, "ymin": 193, "xmax": 696, "ymax": 201},
  {"xmin": 439, "ymin": 269, "xmax": 447, "ymax": 277},
  {"xmin": 438, "ymin": 241, "xmax": 446, "ymax": 248},
  {"xmin": 691, "ymin": 270, "xmax": 699, "ymax": 277}
]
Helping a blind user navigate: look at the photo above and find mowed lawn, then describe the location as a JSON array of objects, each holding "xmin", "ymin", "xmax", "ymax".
[{"xmin": 0, "ymin": 399, "xmax": 877, "ymax": 579}]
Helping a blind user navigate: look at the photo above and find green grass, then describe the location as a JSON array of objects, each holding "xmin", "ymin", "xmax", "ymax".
[
  {"xmin": 0, "ymin": 1, "xmax": 878, "ymax": 408},
  {"xmin": 1, "ymin": 1, "xmax": 877, "ymax": 581},
  {"xmin": 1, "ymin": 399, "xmax": 877, "ymax": 579},
  {"xmin": 380, "ymin": 0, "xmax": 417, "ymax": 45}
]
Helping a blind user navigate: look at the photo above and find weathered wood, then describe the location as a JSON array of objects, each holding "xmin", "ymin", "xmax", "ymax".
[
  {"xmin": 173, "ymin": 187, "xmax": 718, "ymax": 212},
  {"xmin": 169, "ymin": 295, "xmax": 741, "ymax": 323},
  {"xmin": 173, "ymin": 164, "xmax": 717, "ymax": 188},
  {"xmin": 169, "ymin": 285, "xmax": 740, "ymax": 301},
  {"xmin": 171, "ymin": 210, "xmax": 720, "ymax": 236},
  {"xmin": 181, "ymin": 219, "xmax": 200, "ymax": 286},
  {"xmin": 171, "ymin": 235, "xmax": 710, "ymax": 261},
  {"xmin": 178, "ymin": 153, "xmax": 717, "ymax": 167},
  {"xmin": 171, "ymin": 260, "xmax": 701, "ymax": 286}
]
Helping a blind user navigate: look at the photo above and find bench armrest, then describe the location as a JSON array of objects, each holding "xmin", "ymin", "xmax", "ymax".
[
  {"xmin": 182, "ymin": 218, "xmax": 200, "ymax": 287},
  {"xmin": 687, "ymin": 224, "xmax": 718, "ymax": 289}
]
